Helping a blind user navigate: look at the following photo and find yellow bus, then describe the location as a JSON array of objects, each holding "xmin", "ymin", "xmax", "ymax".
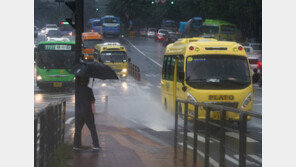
[
  {"xmin": 161, "ymin": 37, "xmax": 253, "ymax": 121},
  {"xmin": 94, "ymin": 42, "xmax": 129, "ymax": 78}
]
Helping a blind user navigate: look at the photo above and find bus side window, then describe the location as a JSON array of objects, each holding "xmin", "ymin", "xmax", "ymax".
[
  {"xmin": 177, "ymin": 55, "xmax": 184, "ymax": 82},
  {"xmin": 163, "ymin": 56, "xmax": 171, "ymax": 80},
  {"xmin": 168, "ymin": 56, "xmax": 175, "ymax": 81},
  {"xmin": 162, "ymin": 56, "xmax": 167, "ymax": 79}
]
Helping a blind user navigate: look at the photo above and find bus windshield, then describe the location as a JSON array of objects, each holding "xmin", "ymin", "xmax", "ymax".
[
  {"xmin": 101, "ymin": 51, "xmax": 127, "ymax": 63},
  {"xmin": 104, "ymin": 18, "xmax": 118, "ymax": 23},
  {"xmin": 201, "ymin": 25, "xmax": 219, "ymax": 34},
  {"xmin": 92, "ymin": 21, "xmax": 101, "ymax": 26},
  {"xmin": 220, "ymin": 25, "xmax": 235, "ymax": 34},
  {"xmin": 186, "ymin": 55, "xmax": 250, "ymax": 89},
  {"xmin": 165, "ymin": 22, "xmax": 177, "ymax": 28},
  {"xmin": 37, "ymin": 50, "xmax": 75, "ymax": 69},
  {"xmin": 192, "ymin": 20, "xmax": 202, "ymax": 29},
  {"xmin": 83, "ymin": 39, "xmax": 103, "ymax": 48}
]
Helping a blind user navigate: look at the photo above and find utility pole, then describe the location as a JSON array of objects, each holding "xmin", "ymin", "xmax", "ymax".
[
  {"xmin": 75, "ymin": 0, "xmax": 84, "ymax": 64},
  {"xmin": 65, "ymin": 0, "xmax": 84, "ymax": 65}
]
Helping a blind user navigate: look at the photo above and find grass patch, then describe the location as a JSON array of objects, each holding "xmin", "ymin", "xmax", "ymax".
[{"xmin": 50, "ymin": 143, "xmax": 74, "ymax": 167}]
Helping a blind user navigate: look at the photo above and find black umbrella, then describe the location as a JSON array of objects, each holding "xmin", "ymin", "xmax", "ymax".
[{"xmin": 71, "ymin": 61, "xmax": 118, "ymax": 80}]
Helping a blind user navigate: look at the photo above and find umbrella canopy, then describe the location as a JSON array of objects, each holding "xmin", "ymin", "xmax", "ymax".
[{"xmin": 71, "ymin": 61, "xmax": 118, "ymax": 80}]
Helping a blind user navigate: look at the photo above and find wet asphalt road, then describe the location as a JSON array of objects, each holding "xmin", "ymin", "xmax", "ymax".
[{"xmin": 34, "ymin": 34, "xmax": 262, "ymax": 167}]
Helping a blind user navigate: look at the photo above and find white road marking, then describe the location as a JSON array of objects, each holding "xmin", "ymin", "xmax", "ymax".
[
  {"xmin": 226, "ymin": 132, "xmax": 259, "ymax": 143},
  {"xmin": 143, "ymin": 122, "xmax": 170, "ymax": 132},
  {"xmin": 124, "ymin": 38, "xmax": 162, "ymax": 67},
  {"xmin": 180, "ymin": 132, "xmax": 213, "ymax": 143},
  {"xmin": 157, "ymin": 85, "xmax": 161, "ymax": 89},
  {"xmin": 233, "ymin": 154, "xmax": 261, "ymax": 166},
  {"xmin": 178, "ymin": 142, "xmax": 219, "ymax": 167},
  {"xmin": 225, "ymin": 154, "xmax": 239, "ymax": 165},
  {"xmin": 124, "ymin": 116, "xmax": 170, "ymax": 132},
  {"xmin": 248, "ymin": 154, "xmax": 262, "ymax": 163},
  {"xmin": 65, "ymin": 117, "xmax": 75, "ymax": 124},
  {"xmin": 233, "ymin": 154, "xmax": 262, "ymax": 163}
]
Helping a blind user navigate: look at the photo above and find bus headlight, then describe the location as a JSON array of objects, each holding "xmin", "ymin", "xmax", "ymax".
[
  {"xmin": 121, "ymin": 68, "xmax": 127, "ymax": 73},
  {"xmin": 241, "ymin": 92, "xmax": 252, "ymax": 109},
  {"xmin": 37, "ymin": 75, "xmax": 42, "ymax": 81},
  {"xmin": 187, "ymin": 92, "xmax": 197, "ymax": 103}
]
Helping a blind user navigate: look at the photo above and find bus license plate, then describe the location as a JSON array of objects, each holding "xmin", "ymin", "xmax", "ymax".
[
  {"xmin": 53, "ymin": 82, "xmax": 62, "ymax": 87},
  {"xmin": 110, "ymin": 30, "xmax": 113, "ymax": 32}
]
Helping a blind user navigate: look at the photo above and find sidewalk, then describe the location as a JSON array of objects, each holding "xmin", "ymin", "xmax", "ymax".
[{"xmin": 68, "ymin": 112, "xmax": 199, "ymax": 167}]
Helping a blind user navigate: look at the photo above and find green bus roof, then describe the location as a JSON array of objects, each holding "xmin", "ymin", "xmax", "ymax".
[
  {"xmin": 203, "ymin": 19, "xmax": 236, "ymax": 26},
  {"xmin": 37, "ymin": 41, "xmax": 75, "ymax": 46}
]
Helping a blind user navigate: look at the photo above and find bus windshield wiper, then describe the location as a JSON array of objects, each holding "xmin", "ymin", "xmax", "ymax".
[{"xmin": 220, "ymin": 79, "xmax": 249, "ymax": 85}]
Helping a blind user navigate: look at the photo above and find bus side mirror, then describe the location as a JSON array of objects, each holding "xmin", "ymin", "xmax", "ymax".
[{"xmin": 128, "ymin": 58, "xmax": 131, "ymax": 62}]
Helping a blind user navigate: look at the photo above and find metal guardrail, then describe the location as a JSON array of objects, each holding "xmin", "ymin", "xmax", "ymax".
[
  {"xmin": 34, "ymin": 99, "xmax": 66, "ymax": 167},
  {"xmin": 128, "ymin": 62, "xmax": 141, "ymax": 81},
  {"xmin": 174, "ymin": 99, "xmax": 262, "ymax": 167}
]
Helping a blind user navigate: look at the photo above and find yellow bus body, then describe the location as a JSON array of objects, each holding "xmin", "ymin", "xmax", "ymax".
[
  {"xmin": 161, "ymin": 38, "xmax": 253, "ymax": 121},
  {"xmin": 94, "ymin": 43, "xmax": 128, "ymax": 77}
]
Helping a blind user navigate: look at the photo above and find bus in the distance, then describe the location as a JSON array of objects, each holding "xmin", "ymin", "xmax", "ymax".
[
  {"xmin": 60, "ymin": 21, "xmax": 75, "ymax": 36},
  {"xmin": 35, "ymin": 41, "xmax": 75, "ymax": 89},
  {"xmin": 88, "ymin": 18, "xmax": 103, "ymax": 34},
  {"xmin": 101, "ymin": 15, "xmax": 121, "ymax": 37},
  {"xmin": 201, "ymin": 19, "xmax": 237, "ymax": 41},
  {"xmin": 82, "ymin": 32, "xmax": 104, "ymax": 61},
  {"xmin": 161, "ymin": 37, "xmax": 253, "ymax": 122}
]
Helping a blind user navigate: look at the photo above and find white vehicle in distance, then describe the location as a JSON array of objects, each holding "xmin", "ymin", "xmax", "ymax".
[
  {"xmin": 45, "ymin": 24, "xmax": 58, "ymax": 29},
  {"xmin": 47, "ymin": 37, "xmax": 70, "ymax": 42},
  {"xmin": 147, "ymin": 28, "xmax": 157, "ymax": 38}
]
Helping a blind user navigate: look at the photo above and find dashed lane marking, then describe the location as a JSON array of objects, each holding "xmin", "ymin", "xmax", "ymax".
[
  {"xmin": 178, "ymin": 142, "xmax": 219, "ymax": 167},
  {"xmin": 124, "ymin": 38, "xmax": 162, "ymax": 67},
  {"xmin": 180, "ymin": 132, "xmax": 214, "ymax": 143},
  {"xmin": 226, "ymin": 132, "xmax": 259, "ymax": 143}
]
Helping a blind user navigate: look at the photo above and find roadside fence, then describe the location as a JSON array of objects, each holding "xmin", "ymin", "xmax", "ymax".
[
  {"xmin": 34, "ymin": 99, "xmax": 66, "ymax": 167},
  {"xmin": 174, "ymin": 99, "xmax": 262, "ymax": 167},
  {"xmin": 128, "ymin": 62, "xmax": 141, "ymax": 81}
]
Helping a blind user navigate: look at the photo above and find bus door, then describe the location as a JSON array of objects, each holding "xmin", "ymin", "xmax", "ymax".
[{"xmin": 161, "ymin": 55, "xmax": 175, "ymax": 111}]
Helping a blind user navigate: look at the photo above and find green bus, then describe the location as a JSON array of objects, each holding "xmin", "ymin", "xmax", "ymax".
[
  {"xmin": 35, "ymin": 41, "xmax": 75, "ymax": 89},
  {"xmin": 201, "ymin": 19, "xmax": 237, "ymax": 41}
]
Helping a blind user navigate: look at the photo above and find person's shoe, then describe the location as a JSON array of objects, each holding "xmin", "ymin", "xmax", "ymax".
[
  {"xmin": 92, "ymin": 146, "xmax": 101, "ymax": 151},
  {"xmin": 73, "ymin": 147, "xmax": 82, "ymax": 151}
]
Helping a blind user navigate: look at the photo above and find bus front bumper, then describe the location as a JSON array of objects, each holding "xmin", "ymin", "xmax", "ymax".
[{"xmin": 37, "ymin": 81, "xmax": 74, "ymax": 88}]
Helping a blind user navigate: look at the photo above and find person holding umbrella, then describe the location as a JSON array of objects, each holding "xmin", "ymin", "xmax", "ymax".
[
  {"xmin": 73, "ymin": 77, "xmax": 100, "ymax": 151},
  {"xmin": 71, "ymin": 61, "xmax": 118, "ymax": 151}
]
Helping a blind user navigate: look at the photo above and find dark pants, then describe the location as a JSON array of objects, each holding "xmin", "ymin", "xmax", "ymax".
[{"xmin": 74, "ymin": 113, "xmax": 99, "ymax": 147}]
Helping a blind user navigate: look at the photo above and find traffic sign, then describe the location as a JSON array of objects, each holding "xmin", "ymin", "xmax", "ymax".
[
  {"xmin": 161, "ymin": 0, "xmax": 166, "ymax": 4},
  {"xmin": 155, "ymin": 0, "xmax": 160, "ymax": 4}
]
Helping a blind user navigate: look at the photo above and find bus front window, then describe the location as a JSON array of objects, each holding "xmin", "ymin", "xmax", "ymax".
[
  {"xmin": 38, "ymin": 51, "xmax": 75, "ymax": 69},
  {"xmin": 220, "ymin": 25, "xmax": 235, "ymax": 34},
  {"xmin": 186, "ymin": 55, "xmax": 251, "ymax": 89},
  {"xmin": 105, "ymin": 18, "xmax": 118, "ymax": 23},
  {"xmin": 101, "ymin": 51, "xmax": 127, "ymax": 63},
  {"xmin": 83, "ymin": 39, "xmax": 103, "ymax": 48},
  {"xmin": 201, "ymin": 26, "xmax": 219, "ymax": 35}
]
